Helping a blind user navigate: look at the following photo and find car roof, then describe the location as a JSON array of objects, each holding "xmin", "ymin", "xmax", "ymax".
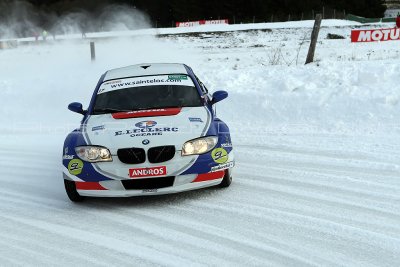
[{"xmin": 103, "ymin": 63, "xmax": 189, "ymax": 81}]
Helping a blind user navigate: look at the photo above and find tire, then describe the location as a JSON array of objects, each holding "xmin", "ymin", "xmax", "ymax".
[
  {"xmin": 64, "ymin": 179, "xmax": 85, "ymax": 202},
  {"xmin": 218, "ymin": 168, "xmax": 232, "ymax": 188}
]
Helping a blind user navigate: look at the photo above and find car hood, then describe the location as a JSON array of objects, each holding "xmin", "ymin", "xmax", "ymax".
[{"xmin": 83, "ymin": 107, "xmax": 212, "ymax": 151}]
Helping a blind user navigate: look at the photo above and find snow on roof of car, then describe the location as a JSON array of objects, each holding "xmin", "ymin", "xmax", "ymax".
[{"xmin": 104, "ymin": 63, "xmax": 189, "ymax": 81}]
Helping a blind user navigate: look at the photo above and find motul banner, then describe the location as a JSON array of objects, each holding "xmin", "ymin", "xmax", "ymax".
[
  {"xmin": 176, "ymin": 19, "xmax": 229, "ymax": 27},
  {"xmin": 176, "ymin": 21, "xmax": 202, "ymax": 27},
  {"xmin": 351, "ymin": 28, "xmax": 400, "ymax": 42},
  {"xmin": 204, "ymin": 19, "xmax": 229, "ymax": 25}
]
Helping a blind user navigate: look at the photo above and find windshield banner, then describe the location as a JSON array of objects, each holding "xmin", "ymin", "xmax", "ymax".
[{"xmin": 98, "ymin": 75, "xmax": 194, "ymax": 95}]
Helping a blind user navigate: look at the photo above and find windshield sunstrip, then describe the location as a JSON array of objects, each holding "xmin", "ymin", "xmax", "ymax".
[{"xmin": 98, "ymin": 75, "xmax": 194, "ymax": 95}]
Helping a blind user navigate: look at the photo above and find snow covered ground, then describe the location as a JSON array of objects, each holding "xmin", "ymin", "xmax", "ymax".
[{"xmin": 0, "ymin": 20, "xmax": 399, "ymax": 266}]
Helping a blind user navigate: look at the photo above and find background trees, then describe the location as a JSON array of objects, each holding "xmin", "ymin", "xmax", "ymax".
[
  {"xmin": 0, "ymin": 0, "xmax": 387, "ymax": 37},
  {"xmin": 128, "ymin": 0, "xmax": 386, "ymax": 25}
]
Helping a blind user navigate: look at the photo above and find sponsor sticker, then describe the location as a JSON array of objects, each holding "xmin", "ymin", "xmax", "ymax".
[
  {"xmin": 115, "ymin": 120, "xmax": 178, "ymax": 138},
  {"xmin": 221, "ymin": 136, "xmax": 232, "ymax": 148},
  {"xmin": 112, "ymin": 108, "xmax": 182, "ymax": 120},
  {"xmin": 211, "ymin": 162, "xmax": 234, "ymax": 172},
  {"xmin": 63, "ymin": 155, "xmax": 74, "ymax": 160},
  {"xmin": 135, "ymin": 120, "xmax": 157, "ymax": 128},
  {"xmin": 211, "ymin": 148, "xmax": 228, "ymax": 164},
  {"xmin": 92, "ymin": 125, "xmax": 105, "ymax": 131},
  {"xmin": 168, "ymin": 75, "xmax": 188, "ymax": 80},
  {"xmin": 122, "ymin": 109, "xmax": 168, "ymax": 115},
  {"xmin": 189, "ymin": 117, "xmax": 203, "ymax": 123},
  {"xmin": 103, "ymin": 80, "xmax": 121, "ymax": 85},
  {"xmin": 221, "ymin": 143, "xmax": 232, "ymax": 148},
  {"xmin": 129, "ymin": 166, "xmax": 167, "ymax": 178},
  {"xmin": 143, "ymin": 189, "xmax": 158, "ymax": 193},
  {"xmin": 68, "ymin": 159, "xmax": 84, "ymax": 175}
]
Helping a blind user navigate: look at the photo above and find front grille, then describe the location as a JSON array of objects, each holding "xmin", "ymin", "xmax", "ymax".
[
  {"xmin": 147, "ymin": 146, "xmax": 176, "ymax": 163},
  {"xmin": 117, "ymin": 148, "xmax": 146, "ymax": 164},
  {"xmin": 122, "ymin": 176, "xmax": 175, "ymax": 190}
]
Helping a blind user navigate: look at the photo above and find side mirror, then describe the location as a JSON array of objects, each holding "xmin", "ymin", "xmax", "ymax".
[
  {"xmin": 68, "ymin": 102, "xmax": 86, "ymax": 115},
  {"xmin": 211, "ymin": 90, "xmax": 228, "ymax": 104}
]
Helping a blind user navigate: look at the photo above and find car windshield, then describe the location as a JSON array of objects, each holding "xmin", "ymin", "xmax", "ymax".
[{"xmin": 92, "ymin": 74, "xmax": 203, "ymax": 115}]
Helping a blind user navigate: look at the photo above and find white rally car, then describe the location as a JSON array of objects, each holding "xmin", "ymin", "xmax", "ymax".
[{"xmin": 63, "ymin": 63, "xmax": 234, "ymax": 202}]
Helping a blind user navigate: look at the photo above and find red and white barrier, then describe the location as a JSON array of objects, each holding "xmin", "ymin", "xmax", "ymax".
[
  {"xmin": 351, "ymin": 28, "xmax": 400, "ymax": 43},
  {"xmin": 176, "ymin": 19, "xmax": 229, "ymax": 28}
]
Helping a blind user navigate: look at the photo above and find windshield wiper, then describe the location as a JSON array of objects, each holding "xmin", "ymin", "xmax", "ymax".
[{"xmin": 92, "ymin": 108, "xmax": 131, "ymax": 115}]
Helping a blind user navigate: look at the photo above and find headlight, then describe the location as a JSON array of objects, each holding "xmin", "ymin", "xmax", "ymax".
[
  {"xmin": 75, "ymin": 146, "xmax": 112, "ymax": 162},
  {"xmin": 182, "ymin": 136, "xmax": 218, "ymax": 156}
]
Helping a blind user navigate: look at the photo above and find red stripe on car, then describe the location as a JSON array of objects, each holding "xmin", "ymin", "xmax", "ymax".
[
  {"xmin": 75, "ymin": 182, "xmax": 107, "ymax": 190},
  {"xmin": 112, "ymin": 108, "xmax": 182, "ymax": 119},
  {"xmin": 193, "ymin": 170, "xmax": 225, "ymax": 183}
]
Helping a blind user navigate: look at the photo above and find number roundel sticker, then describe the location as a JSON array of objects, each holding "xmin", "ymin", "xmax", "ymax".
[
  {"xmin": 211, "ymin": 148, "xmax": 228, "ymax": 164},
  {"xmin": 68, "ymin": 159, "xmax": 84, "ymax": 175}
]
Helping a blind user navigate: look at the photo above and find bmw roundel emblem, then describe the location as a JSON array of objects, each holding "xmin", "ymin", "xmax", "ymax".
[{"xmin": 142, "ymin": 139, "xmax": 150, "ymax": 145}]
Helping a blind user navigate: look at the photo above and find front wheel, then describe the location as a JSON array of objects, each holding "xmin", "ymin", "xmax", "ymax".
[
  {"xmin": 64, "ymin": 179, "xmax": 85, "ymax": 202},
  {"xmin": 218, "ymin": 168, "xmax": 232, "ymax": 188}
]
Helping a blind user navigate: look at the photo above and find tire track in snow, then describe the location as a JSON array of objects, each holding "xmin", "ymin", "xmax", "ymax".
[
  {"xmin": 218, "ymin": 184, "xmax": 400, "ymax": 238},
  {"xmin": 0, "ymin": 199, "xmax": 144, "ymax": 266},
  {"xmin": 237, "ymin": 151, "xmax": 400, "ymax": 181},
  {"xmin": 0, "ymin": 232, "xmax": 110, "ymax": 267},
  {"xmin": 0, "ymin": 136, "xmax": 399, "ymax": 266},
  {"xmin": 1, "ymin": 213, "xmax": 198, "ymax": 267},
  {"xmin": 183, "ymin": 197, "xmax": 400, "ymax": 266},
  {"xmin": 231, "ymin": 143, "xmax": 400, "ymax": 266},
  {"xmin": 93, "ymin": 204, "xmax": 317, "ymax": 266},
  {"xmin": 236, "ymin": 143, "xmax": 389, "ymax": 162},
  {"xmin": 234, "ymin": 162, "xmax": 400, "ymax": 228},
  {"xmin": 236, "ymin": 142, "xmax": 400, "ymax": 163},
  {"xmin": 238, "ymin": 164, "xmax": 400, "ymax": 208}
]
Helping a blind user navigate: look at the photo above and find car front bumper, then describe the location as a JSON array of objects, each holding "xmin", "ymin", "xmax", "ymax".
[{"xmin": 63, "ymin": 169, "xmax": 226, "ymax": 197}]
